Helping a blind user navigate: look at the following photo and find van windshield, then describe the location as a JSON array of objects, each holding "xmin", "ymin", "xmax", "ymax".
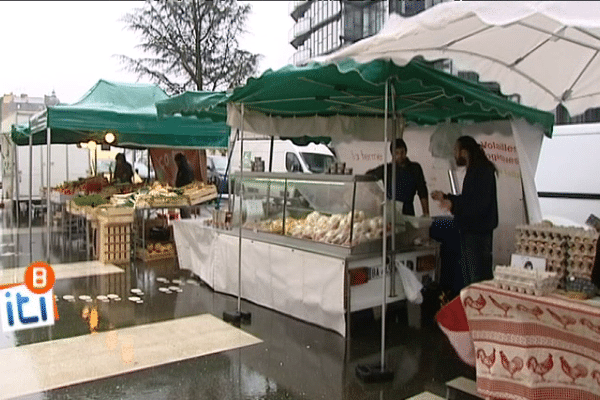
[{"xmin": 300, "ymin": 153, "xmax": 335, "ymax": 173}]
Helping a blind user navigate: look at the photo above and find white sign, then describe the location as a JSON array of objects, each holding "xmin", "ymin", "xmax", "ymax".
[{"xmin": 510, "ymin": 254, "xmax": 547, "ymax": 272}]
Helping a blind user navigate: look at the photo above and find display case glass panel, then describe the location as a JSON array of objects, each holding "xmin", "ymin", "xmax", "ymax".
[{"xmin": 234, "ymin": 172, "xmax": 385, "ymax": 249}]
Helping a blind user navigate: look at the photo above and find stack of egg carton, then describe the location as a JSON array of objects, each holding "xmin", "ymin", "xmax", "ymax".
[
  {"xmin": 515, "ymin": 223, "xmax": 598, "ymax": 282},
  {"xmin": 514, "ymin": 223, "xmax": 569, "ymax": 280},
  {"xmin": 493, "ymin": 265, "xmax": 560, "ymax": 296},
  {"xmin": 566, "ymin": 229, "xmax": 598, "ymax": 280}
]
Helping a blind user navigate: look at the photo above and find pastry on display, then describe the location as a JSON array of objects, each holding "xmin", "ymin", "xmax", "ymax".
[{"xmin": 243, "ymin": 210, "xmax": 386, "ymax": 246}]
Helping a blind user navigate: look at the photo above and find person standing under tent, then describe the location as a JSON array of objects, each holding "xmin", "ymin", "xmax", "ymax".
[
  {"xmin": 174, "ymin": 153, "xmax": 195, "ymax": 219},
  {"xmin": 432, "ymin": 135, "xmax": 498, "ymax": 285},
  {"xmin": 112, "ymin": 153, "xmax": 134, "ymax": 184},
  {"xmin": 366, "ymin": 138, "xmax": 430, "ymax": 216}
]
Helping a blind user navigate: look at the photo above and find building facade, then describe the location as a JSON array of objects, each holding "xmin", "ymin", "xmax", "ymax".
[
  {"xmin": 289, "ymin": 0, "xmax": 598, "ymax": 123},
  {"xmin": 0, "ymin": 92, "xmax": 59, "ymax": 202},
  {"xmin": 289, "ymin": 0, "xmax": 444, "ymax": 66}
]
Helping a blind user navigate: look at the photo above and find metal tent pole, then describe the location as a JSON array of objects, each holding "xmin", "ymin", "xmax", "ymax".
[
  {"xmin": 29, "ymin": 134, "xmax": 33, "ymax": 263},
  {"xmin": 238, "ymin": 105, "xmax": 244, "ymax": 312},
  {"xmin": 46, "ymin": 128, "xmax": 51, "ymax": 262},
  {"xmin": 223, "ymin": 103, "xmax": 251, "ymax": 324},
  {"xmin": 14, "ymin": 142, "xmax": 20, "ymax": 230},
  {"xmin": 380, "ymin": 80, "xmax": 390, "ymax": 372},
  {"xmin": 356, "ymin": 80, "xmax": 393, "ymax": 383},
  {"xmin": 65, "ymin": 144, "xmax": 69, "ymax": 182},
  {"xmin": 389, "ymin": 85, "xmax": 398, "ymax": 298}
]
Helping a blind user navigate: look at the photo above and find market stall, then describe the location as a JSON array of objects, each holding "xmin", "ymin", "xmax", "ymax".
[
  {"xmin": 437, "ymin": 222, "xmax": 600, "ymax": 400},
  {"xmin": 11, "ymin": 80, "xmax": 229, "ymax": 263},
  {"xmin": 163, "ymin": 58, "xmax": 554, "ymax": 338}
]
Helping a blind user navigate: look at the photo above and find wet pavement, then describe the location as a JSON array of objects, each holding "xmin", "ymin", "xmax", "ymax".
[{"xmin": 0, "ymin": 209, "xmax": 476, "ymax": 400}]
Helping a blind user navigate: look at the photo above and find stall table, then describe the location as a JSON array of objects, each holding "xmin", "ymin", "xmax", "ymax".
[
  {"xmin": 173, "ymin": 220, "xmax": 438, "ymax": 336},
  {"xmin": 446, "ymin": 282, "xmax": 600, "ymax": 400}
]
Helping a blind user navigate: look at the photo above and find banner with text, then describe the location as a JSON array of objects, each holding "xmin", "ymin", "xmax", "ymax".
[{"xmin": 149, "ymin": 149, "xmax": 207, "ymax": 186}]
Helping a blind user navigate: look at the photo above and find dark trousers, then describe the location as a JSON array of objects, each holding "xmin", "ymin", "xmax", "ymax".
[{"xmin": 459, "ymin": 231, "xmax": 493, "ymax": 285}]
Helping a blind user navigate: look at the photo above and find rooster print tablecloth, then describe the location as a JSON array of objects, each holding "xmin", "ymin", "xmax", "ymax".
[{"xmin": 457, "ymin": 282, "xmax": 600, "ymax": 400}]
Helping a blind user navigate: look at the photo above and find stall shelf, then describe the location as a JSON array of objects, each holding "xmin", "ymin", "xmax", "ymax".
[{"xmin": 133, "ymin": 203, "xmax": 206, "ymax": 262}]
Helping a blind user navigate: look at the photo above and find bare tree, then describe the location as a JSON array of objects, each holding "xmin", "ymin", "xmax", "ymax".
[{"xmin": 118, "ymin": 0, "xmax": 261, "ymax": 94}]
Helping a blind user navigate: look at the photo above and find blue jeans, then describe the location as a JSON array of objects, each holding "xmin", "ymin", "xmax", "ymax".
[{"xmin": 459, "ymin": 231, "xmax": 493, "ymax": 285}]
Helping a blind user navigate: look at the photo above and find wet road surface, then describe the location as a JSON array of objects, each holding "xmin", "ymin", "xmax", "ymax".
[{"xmin": 0, "ymin": 210, "xmax": 475, "ymax": 400}]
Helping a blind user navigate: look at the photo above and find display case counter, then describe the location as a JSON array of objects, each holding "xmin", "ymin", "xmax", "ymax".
[{"xmin": 173, "ymin": 220, "xmax": 438, "ymax": 336}]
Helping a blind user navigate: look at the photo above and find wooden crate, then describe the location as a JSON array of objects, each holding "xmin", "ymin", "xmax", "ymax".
[
  {"xmin": 96, "ymin": 206, "xmax": 134, "ymax": 223},
  {"xmin": 136, "ymin": 244, "xmax": 176, "ymax": 262},
  {"xmin": 136, "ymin": 195, "xmax": 190, "ymax": 208},
  {"xmin": 186, "ymin": 186, "xmax": 218, "ymax": 205},
  {"xmin": 97, "ymin": 217, "xmax": 132, "ymax": 264}
]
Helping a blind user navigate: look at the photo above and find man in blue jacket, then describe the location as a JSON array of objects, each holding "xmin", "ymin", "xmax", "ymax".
[{"xmin": 432, "ymin": 136, "xmax": 498, "ymax": 285}]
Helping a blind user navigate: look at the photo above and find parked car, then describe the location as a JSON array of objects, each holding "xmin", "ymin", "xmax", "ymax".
[{"xmin": 207, "ymin": 155, "xmax": 229, "ymax": 194}]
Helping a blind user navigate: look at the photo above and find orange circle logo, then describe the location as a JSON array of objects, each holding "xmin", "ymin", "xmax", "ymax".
[{"xmin": 24, "ymin": 262, "xmax": 55, "ymax": 294}]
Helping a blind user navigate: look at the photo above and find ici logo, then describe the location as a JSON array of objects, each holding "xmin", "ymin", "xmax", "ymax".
[{"xmin": 0, "ymin": 262, "xmax": 56, "ymax": 333}]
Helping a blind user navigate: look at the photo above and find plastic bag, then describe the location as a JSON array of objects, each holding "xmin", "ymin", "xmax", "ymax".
[{"xmin": 397, "ymin": 261, "xmax": 423, "ymax": 304}]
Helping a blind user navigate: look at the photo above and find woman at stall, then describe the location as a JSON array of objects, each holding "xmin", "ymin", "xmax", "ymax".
[
  {"xmin": 112, "ymin": 153, "xmax": 134, "ymax": 184},
  {"xmin": 174, "ymin": 153, "xmax": 195, "ymax": 218}
]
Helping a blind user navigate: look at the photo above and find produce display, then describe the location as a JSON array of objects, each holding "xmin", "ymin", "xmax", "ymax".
[
  {"xmin": 72, "ymin": 194, "xmax": 109, "ymax": 208},
  {"xmin": 243, "ymin": 210, "xmax": 386, "ymax": 246},
  {"xmin": 135, "ymin": 181, "xmax": 216, "ymax": 208},
  {"xmin": 145, "ymin": 242, "xmax": 175, "ymax": 255}
]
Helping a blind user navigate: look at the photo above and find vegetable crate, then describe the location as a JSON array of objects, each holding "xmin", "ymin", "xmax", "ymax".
[{"xmin": 96, "ymin": 216, "xmax": 132, "ymax": 264}]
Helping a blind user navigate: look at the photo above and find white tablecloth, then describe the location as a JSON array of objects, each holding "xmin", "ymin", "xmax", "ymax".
[{"xmin": 173, "ymin": 220, "xmax": 346, "ymax": 336}]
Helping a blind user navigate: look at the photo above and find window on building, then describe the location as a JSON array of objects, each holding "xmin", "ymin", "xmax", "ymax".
[{"xmin": 402, "ymin": 0, "xmax": 425, "ymax": 16}]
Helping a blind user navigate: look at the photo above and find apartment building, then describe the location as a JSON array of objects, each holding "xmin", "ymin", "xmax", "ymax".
[{"xmin": 289, "ymin": 0, "xmax": 446, "ymax": 66}]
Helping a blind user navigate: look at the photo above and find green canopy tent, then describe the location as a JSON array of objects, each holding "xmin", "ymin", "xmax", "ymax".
[
  {"xmin": 179, "ymin": 58, "xmax": 556, "ymax": 371},
  {"xmin": 17, "ymin": 80, "xmax": 229, "ymax": 148},
  {"xmin": 225, "ymin": 58, "xmax": 554, "ymax": 138},
  {"xmin": 155, "ymin": 90, "xmax": 229, "ymax": 122},
  {"xmin": 11, "ymin": 80, "xmax": 230, "ymax": 261}
]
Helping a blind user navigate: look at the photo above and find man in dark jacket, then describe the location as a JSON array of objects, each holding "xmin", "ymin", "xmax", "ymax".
[
  {"xmin": 366, "ymin": 138, "xmax": 429, "ymax": 216},
  {"xmin": 174, "ymin": 153, "xmax": 195, "ymax": 218},
  {"xmin": 432, "ymin": 136, "xmax": 498, "ymax": 285}
]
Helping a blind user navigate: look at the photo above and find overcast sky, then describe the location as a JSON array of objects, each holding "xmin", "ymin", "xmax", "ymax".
[{"xmin": 0, "ymin": 1, "xmax": 295, "ymax": 103}]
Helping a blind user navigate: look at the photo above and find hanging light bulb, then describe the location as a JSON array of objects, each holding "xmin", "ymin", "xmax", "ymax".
[{"xmin": 104, "ymin": 132, "xmax": 116, "ymax": 144}]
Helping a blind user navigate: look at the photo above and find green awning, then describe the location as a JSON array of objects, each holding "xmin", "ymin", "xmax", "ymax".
[
  {"xmin": 226, "ymin": 59, "xmax": 555, "ymax": 137},
  {"xmin": 14, "ymin": 80, "xmax": 229, "ymax": 148},
  {"xmin": 155, "ymin": 91, "xmax": 229, "ymax": 122}
]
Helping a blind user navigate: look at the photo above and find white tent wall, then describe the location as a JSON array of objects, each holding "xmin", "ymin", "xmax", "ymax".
[
  {"xmin": 227, "ymin": 104, "xmax": 389, "ymax": 142},
  {"xmin": 334, "ymin": 120, "xmax": 544, "ymax": 266}
]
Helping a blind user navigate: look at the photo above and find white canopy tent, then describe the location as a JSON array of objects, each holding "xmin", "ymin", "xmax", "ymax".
[{"xmin": 320, "ymin": 1, "xmax": 600, "ymax": 117}]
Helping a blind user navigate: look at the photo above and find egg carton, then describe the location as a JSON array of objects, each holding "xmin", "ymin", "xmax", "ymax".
[{"xmin": 493, "ymin": 265, "xmax": 560, "ymax": 296}]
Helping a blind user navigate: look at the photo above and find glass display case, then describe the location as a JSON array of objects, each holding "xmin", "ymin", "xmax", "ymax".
[{"xmin": 232, "ymin": 172, "xmax": 387, "ymax": 254}]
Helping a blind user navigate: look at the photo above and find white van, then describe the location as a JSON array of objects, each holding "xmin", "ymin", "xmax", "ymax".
[
  {"xmin": 229, "ymin": 139, "xmax": 335, "ymax": 174},
  {"xmin": 535, "ymin": 122, "xmax": 600, "ymax": 226}
]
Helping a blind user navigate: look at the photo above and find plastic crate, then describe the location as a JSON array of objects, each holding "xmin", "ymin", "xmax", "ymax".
[{"xmin": 97, "ymin": 217, "xmax": 131, "ymax": 264}]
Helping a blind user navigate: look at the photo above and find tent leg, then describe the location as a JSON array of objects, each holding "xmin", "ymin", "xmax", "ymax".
[
  {"xmin": 223, "ymin": 103, "xmax": 251, "ymax": 325},
  {"xmin": 29, "ymin": 135, "xmax": 33, "ymax": 264},
  {"xmin": 46, "ymin": 128, "xmax": 51, "ymax": 262},
  {"xmin": 14, "ymin": 143, "xmax": 19, "ymax": 227},
  {"xmin": 356, "ymin": 80, "xmax": 393, "ymax": 383}
]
